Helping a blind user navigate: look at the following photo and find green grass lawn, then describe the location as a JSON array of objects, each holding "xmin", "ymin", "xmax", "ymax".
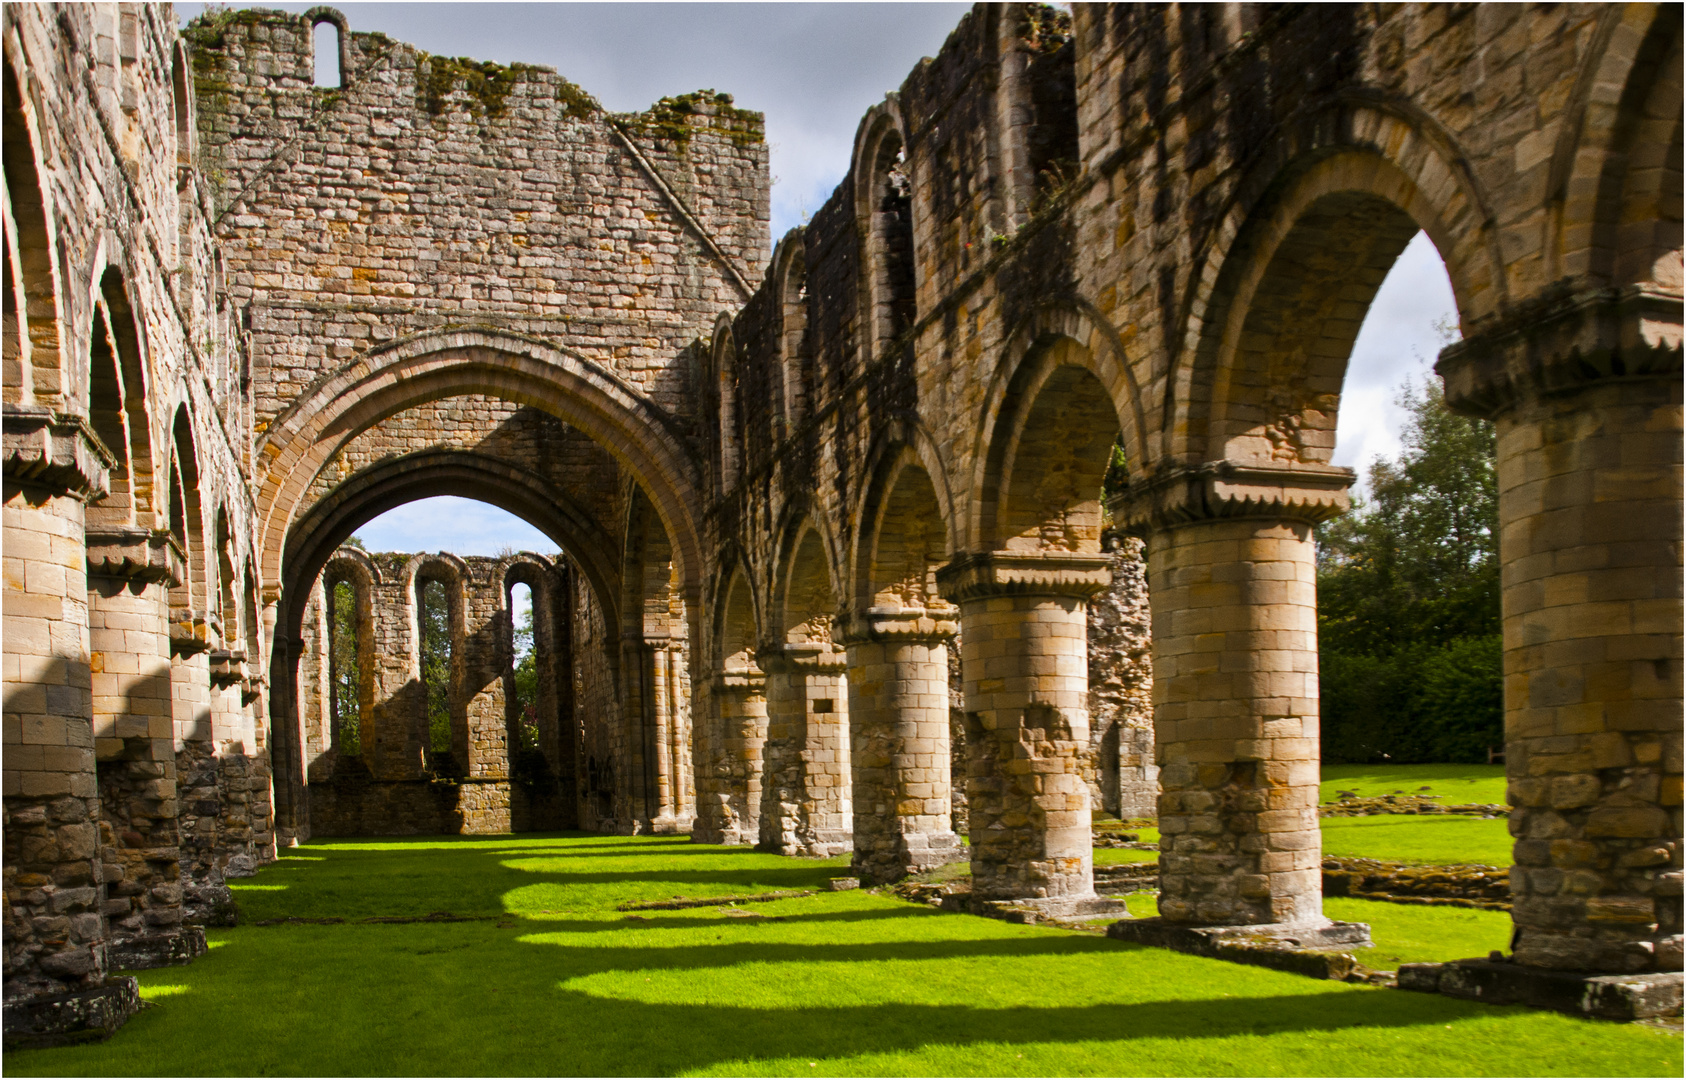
[
  {"xmin": 1120, "ymin": 894, "xmax": 1507, "ymax": 970},
  {"xmin": 1320, "ymin": 815, "xmax": 1513, "ymax": 866},
  {"xmin": 10, "ymin": 834, "xmax": 1675, "ymax": 1078},
  {"xmin": 1320, "ymin": 765, "xmax": 1506, "ymax": 806}
]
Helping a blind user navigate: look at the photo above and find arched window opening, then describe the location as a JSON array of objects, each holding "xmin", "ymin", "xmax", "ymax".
[
  {"xmin": 867, "ymin": 131, "xmax": 916, "ymax": 361},
  {"xmin": 312, "ymin": 20, "xmax": 342, "ymax": 90},
  {"xmin": 507, "ymin": 580, "xmax": 537, "ymax": 752},
  {"xmin": 778, "ymin": 238, "xmax": 810, "ymax": 435},
  {"xmin": 170, "ymin": 410, "xmax": 206, "ymax": 627},
  {"xmin": 417, "ymin": 575, "xmax": 457, "ymax": 773},
  {"xmin": 86, "ymin": 299, "xmax": 132, "ymax": 529},
  {"xmin": 326, "ymin": 576, "xmax": 363, "ymax": 755},
  {"xmin": 714, "ymin": 327, "xmax": 740, "ymax": 493},
  {"xmin": 244, "ymin": 564, "xmax": 262, "ymax": 662},
  {"xmin": 216, "ymin": 511, "xmax": 239, "ymax": 648},
  {"xmin": 171, "ymin": 44, "xmax": 193, "ymax": 166}
]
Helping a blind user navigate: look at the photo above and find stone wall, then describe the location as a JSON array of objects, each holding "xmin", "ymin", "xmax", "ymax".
[
  {"xmin": 298, "ymin": 547, "xmax": 665, "ymax": 837},
  {"xmin": 4, "ymin": 1, "xmax": 1681, "ymax": 1043}
]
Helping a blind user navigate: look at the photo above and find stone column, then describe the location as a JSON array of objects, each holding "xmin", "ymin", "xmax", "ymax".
[
  {"xmin": 695, "ymin": 668, "xmax": 766, "ymax": 845},
  {"xmin": 86, "ymin": 527, "xmax": 203, "ymax": 968},
  {"xmin": 1439, "ymin": 286, "xmax": 1683, "ymax": 974},
  {"xmin": 841, "ymin": 607, "xmax": 960, "ymax": 884},
  {"xmin": 2, "ymin": 409, "xmax": 139, "ymax": 1035},
  {"xmin": 1117, "ymin": 462, "xmax": 1352, "ymax": 928},
  {"xmin": 171, "ymin": 615, "xmax": 217, "ymax": 909},
  {"xmin": 664, "ymin": 642, "xmax": 694, "ymax": 831},
  {"xmin": 936, "ymin": 551, "xmax": 1110, "ymax": 901},
  {"xmin": 758, "ymin": 643, "xmax": 851, "ymax": 857},
  {"xmin": 648, "ymin": 641, "xmax": 678, "ymax": 831}
]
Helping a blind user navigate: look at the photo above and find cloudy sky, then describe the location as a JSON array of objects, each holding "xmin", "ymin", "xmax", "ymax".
[{"xmin": 177, "ymin": 2, "xmax": 1458, "ymax": 556}]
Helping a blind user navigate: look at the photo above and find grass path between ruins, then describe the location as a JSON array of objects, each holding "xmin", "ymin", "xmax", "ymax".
[{"xmin": 11, "ymin": 832, "xmax": 1679, "ymax": 1078}]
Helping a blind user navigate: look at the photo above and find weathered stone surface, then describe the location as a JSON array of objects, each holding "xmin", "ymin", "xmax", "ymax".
[
  {"xmin": 1400, "ymin": 959, "xmax": 1684, "ymax": 1021},
  {"xmin": 3, "ymin": 2, "xmax": 1681, "ymax": 1036}
]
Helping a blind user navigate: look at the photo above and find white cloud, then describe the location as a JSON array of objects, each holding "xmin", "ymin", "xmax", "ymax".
[{"xmin": 1334, "ymin": 230, "xmax": 1460, "ymax": 482}]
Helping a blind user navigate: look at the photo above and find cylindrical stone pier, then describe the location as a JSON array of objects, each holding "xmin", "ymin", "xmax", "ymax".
[
  {"xmin": 86, "ymin": 527, "xmax": 187, "ymax": 957},
  {"xmin": 758, "ymin": 644, "xmax": 851, "ymax": 857},
  {"xmin": 1118, "ymin": 462, "xmax": 1353, "ymax": 927},
  {"xmin": 694, "ymin": 669, "xmax": 767, "ymax": 845},
  {"xmin": 2, "ymin": 417, "xmax": 114, "ymax": 1009},
  {"xmin": 842, "ymin": 607, "xmax": 961, "ymax": 884},
  {"xmin": 936, "ymin": 551, "xmax": 1110, "ymax": 901},
  {"xmin": 1441, "ymin": 290, "xmax": 1683, "ymax": 974}
]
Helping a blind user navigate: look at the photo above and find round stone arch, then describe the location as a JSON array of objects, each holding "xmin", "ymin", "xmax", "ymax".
[
  {"xmin": 846, "ymin": 418, "xmax": 959, "ymax": 618},
  {"xmin": 964, "ymin": 302, "xmax": 1142, "ymax": 555},
  {"xmin": 852, "ymin": 97, "xmax": 918, "ymax": 367},
  {"xmin": 254, "ymin": 328, "xmax": 705, "ymax": 639},
  {"xmin": 1547, "ymin": 4, "xmax": 1682, "ymax": 287},
  {"xmin": 707, "ymin": 543, "xmax": 762, "ymax": 673},
  {"xmin": 1, "ymin": 50, "xmax": 66, "ymax": 409},
  {"xmin": 769, "ymin": 506, "xmax": 846, "ymax": 648},
  {"xmin": 769, "ymin": 226, "xmax": 809, "ymax": 436},
  {"xmin": 1164, "ymin": 106, "xmax": 1504, "ymax": 464},
  {"xmin": 278, "ymin": 448, "xmax": 622, "ymax": 645}
]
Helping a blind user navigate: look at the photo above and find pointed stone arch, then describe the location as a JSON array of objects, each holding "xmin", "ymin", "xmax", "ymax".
[
  {"xmin": 1165, "ymin": 110, "xmax": 1501, "ymax": 467},
  {"xmin": 2, "ymin": 56, "xmax": 63, "ymax": 408},
  {"xmin": 854, "ymin": 99, "xmax": 917, "ymax": 367},
  {"xmin": 254, "ymin": 328, "xmax": 704, "ymax": 639}
]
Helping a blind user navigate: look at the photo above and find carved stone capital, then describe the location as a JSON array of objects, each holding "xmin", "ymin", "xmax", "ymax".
[
  {"xmin": 209, "ymin": 649, "xmax": 248, "ymax": 688},
  {"xmin": 935, "ymin": 550, "xmax": 1112, "ymax": 605},
  {"xmin": 85, "ymin": 528, "xmax": 185, "ymax": 587},
  {"xmin": 2, "ymin": 406, "xmax": 114, "ymax": 501},
  {"xmin": 1437, "ymin": 284, "xmax": 1684, "ymax": 419},
  {"xmin": 836, "ymin": 605, "xmax": 959, "ymax": 646},
  {"xmin": 756, "ymin": 640, "xmax": 847, "ymax": 675},
  {"xmin": 241, "ymin": 672, "xmax": 267, "ymax": 705},
  {"xmin": 1109, "ymin": 460, "xmax": 1354, "ymax": 535},
  {"xmin": 170, "ymin": 610, "xmax": 220, "ymax": 658},
  {"xmin": 711, "ymin": 669, "xmax": 766, "ymax": 694}
]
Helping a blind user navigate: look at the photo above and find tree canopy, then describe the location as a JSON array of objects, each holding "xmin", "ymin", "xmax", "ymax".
[{"xmin": 1316, "ymin": 377, "xmax": 1502, "ymax": 764}]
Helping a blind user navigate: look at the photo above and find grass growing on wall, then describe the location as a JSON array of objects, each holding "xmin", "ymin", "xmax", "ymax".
[{"xmin": 10, "ymin": 835, "xmax": 1676, "ymax": 1079}]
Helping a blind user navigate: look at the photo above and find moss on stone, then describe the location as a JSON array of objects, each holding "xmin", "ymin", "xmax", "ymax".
[
  {"xmin": 417, "ymin": 54, "xmax": 537, "ymax": 119},
  {"xmin": 618, "ymin": 89, "xmax": 764, "ymax": 152}
]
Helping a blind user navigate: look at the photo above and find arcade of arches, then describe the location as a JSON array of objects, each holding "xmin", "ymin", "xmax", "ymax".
[{"xmin": 3, "ymin": 1, "xmax": 1680, "ymax": 1044}]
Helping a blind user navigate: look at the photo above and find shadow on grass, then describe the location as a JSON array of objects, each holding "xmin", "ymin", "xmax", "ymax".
[
  {"xmin": 69, "ymin": 931, "xmax": 1563, "ymax": 1079},
  {"xmin": 14, "ymin": 833, "xmax": 1675, "ymax": 1078}
]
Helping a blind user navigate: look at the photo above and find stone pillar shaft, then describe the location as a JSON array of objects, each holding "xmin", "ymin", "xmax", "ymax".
[
  {"xmin": 87, "ymin": 552, "xmax": 183, "ymax": 949},
  {"xmin": 843, "ymin": 608, "xmax": 960, "ymax": 884},
  {"xmin": 758, "ymin": 647, "xmax": 851, "ymax": 857},
  {"xmin": 1118, "ymin": 460, "xmax": 1353, "ymax": 928},
  {"xmin": 2, "ymin": 484, "xmax": 108, "ymax": 998},
  {"xmin": 937, "ymin": 552, "xmax": 1109, "ymax": 901},
  {"xmin": 1145, "ymin": 518, "xmax": 1323, "ymax": 926},
  {"xmin": 695, "ymin": 671, "xmax": 765, "ymax": 845},
  {"xmin": 1439, "ymin": 286, "xmax": 1683, "ymax": 973},
  {"xmin": 1496, "ymin": 380, "xmax": 1682, "ymax": 972}
]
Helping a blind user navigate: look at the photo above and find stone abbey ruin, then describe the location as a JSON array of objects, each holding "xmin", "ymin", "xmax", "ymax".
[{"xmin": 3, "ymin": 0, "xmax": 1681, "ymax": 1045}]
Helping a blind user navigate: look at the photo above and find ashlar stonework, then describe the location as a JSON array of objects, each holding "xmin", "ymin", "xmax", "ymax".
[{"xmin": 3, "ymin": 1, "xmax": 1680, "ymax": 1044}]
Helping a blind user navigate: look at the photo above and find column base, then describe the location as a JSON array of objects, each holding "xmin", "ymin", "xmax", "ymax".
[
  {"xmin": 975, "ymin": 894, "xmax": 1130, "ymax": 926},
  {"xmin": 1400, "ymin": 959, "xmax": 1683, "ymax": 1021},
  {"xmin": 1106, "ymin": 917, "xmax": 1372, "ymax": 980},
  {"xmin": 851, "ymin": 831, "xmax": 964, "ymax": 885},
  {"xmin": 2, "ymin": 977, "xmax": 142, "ymax": 1050},
  {"xmin": 107, "ymin": 927, "xmax": 209, "ymax": 971},
  {"xmin": 183, "ymin": 880, "xmax": 239, "ymax": 927}
]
